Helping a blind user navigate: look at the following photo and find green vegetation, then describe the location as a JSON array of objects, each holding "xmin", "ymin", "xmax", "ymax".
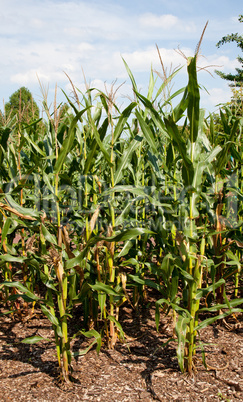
[
  {"xmin": 0, "ymin": 39, "xmax": 242, "ymax": 383},
  {"xmin": 215, "ymin": 14, "xmax": 243, "ymax": 86},
  {"xmin": 1, "ymin": 87, "xmax": 40, "ymax": 127}
]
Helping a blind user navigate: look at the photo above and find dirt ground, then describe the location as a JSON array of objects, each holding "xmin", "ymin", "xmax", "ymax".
[{"xmin": 0, "ymin": 298, "xmax": 242, "ymax": 402}]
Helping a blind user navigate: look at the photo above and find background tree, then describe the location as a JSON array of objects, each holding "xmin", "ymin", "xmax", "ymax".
[
  {"xmin": 215, "ymin": 14, "xmax": 243, "ymax": 86},
  {"xmin": 4, "ymin": 87, "xmax": 40, "ymax": 125}
]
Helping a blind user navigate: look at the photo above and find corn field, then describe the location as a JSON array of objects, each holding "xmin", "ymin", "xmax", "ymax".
[{"xmin": 0, "ymin": 49, "xmax": 242, "ymax": 383}]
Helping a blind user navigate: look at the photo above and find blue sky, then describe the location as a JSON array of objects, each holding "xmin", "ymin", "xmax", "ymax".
[{"xmin": 0, "ymin": 0, "xmax": 242, "ymax": 115}]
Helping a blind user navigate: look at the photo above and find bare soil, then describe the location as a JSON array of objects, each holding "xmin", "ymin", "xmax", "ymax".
[{"xmin": 0, "ymin": 298, "xmax": 242, "ymax": 402}]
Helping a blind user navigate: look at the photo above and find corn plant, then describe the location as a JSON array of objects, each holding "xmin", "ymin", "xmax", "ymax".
[
  {"xmin": 0, "ymin": 33, "xmax": 242, "ymax": 383},
  {"xmin": 127, "ymin": 48, "xmax": 243, "ymax": 373}
]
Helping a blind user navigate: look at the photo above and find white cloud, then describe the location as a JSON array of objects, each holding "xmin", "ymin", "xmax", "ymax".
[
  {"xmin": 11, "ymin": 69, "xmax": 64, "ymax": 86},
  {"xmin": 138, "ymin": 12, "xmax": 197, "ymax": 36},
  {"xmin": 198, "ymin": 55, "xmax": 240, "ymax": 73},
  {"xmin": 201, "ymin": 86, "xmax": 232, "ymax": 112},
  {"xmin": 29, "ymin": 18, "xmax": 44, "ymax": 29},
  {"xmin": 139, "ymin": 13, "xmax": 179, "ymax": 29},
  {"xmin": 121, "ymin": 47, "xmax": 190, "ymax": 73},
  {"xmin": 0, "ymin": 0, "xmax": 241, "ymax": 114}
]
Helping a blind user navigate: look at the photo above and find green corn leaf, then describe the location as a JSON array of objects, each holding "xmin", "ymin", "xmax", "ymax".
[
  {"xmin": 90, "ymin": 282, "xmax": 120, "ymax": 296},
  {"xmin": 72, "ymin": 339, "xmax": 97, "ymax": 356},
  {"xmin": 155, "ymin": 303, "xmax": 161, "ymax": 331},
  {"xmin": 195, "ymin": 308, "xmax": 243, "ymax": 332},
  {"xmin": 176, "ymin": 266, "xmax": 194, "ymax": 283},
  {"xmin": 71, "ymin": 282, "xmax": 90, "ymax": 304},
  {"xmin": 187, "ymin": 56, "xmax": 200, "ymax": 143},
  {"xmin": 84, "ymin": 117, "xmax": 109, "ymax": 174},
  {"xmin": 156, "ymin": 298, "xmax": 190, "ymax": 315},
  {"xmin": 54, "ymin": 108, "xmax": 90, "ymax": 174},
  {"xmin": 0, "ymin": 309, "xmax": 19, "ymax": 316},
  {"xmin": 88, "ymin": 114, "xmax": 113, "ymax": 167},
  {"xmin": 40, "ymin": 304, "xmax": 61, "ymax": 329},
  {"xmin": 102, "ymin": 227, "xmax": 154, "ymax": 243},
  {"xmin": 21, "ymin": 336, "xmax": 51, "ymax": 344},
  {"xmin": 154, "ymin": 66, "xmax": 183, "ymax": 102},
  {"xmin": 0, "ymin": 281, "xmax": 40, "ymax": 301},
  {"xmin": 128, "ymin": 274, "xmax": 161, "ymax": 292},
  {"xmin": 79, "ymin": 329, "xmax": 102, "ymax": 355},
  {"xmin": 117, "ymin": 240, "xmax": 133, "ymax": 258},
  {"xmin": 42, "ymin": 172, "xmax": 54, "ymax": 193},
  {"xmin": 113, "ymin": 102, "xmax": 137, "ymax": 144},
  {"xmin": 171, "ymin": 268, "xmax": 179, "ymax": 301},
  {"xmin": 147, "ymin": 66, "xmax": 156, "ymax": 101},
  {"xmin": 97, "ymin": 92, "xmax": 109, "ymax": 114},
  {"xmin": 0, "ymin": 255, "xmax": 26, "ymax": 264},
  {"xmin": 104, "ymin": 185, "xmax": 172, "ymax": 208},
  {"xmin": 164, "ymin": 116, "xmax": 193, "ymax": 186},
  {"xmin": 0, "ymin": 218, "xmax": 12, "ymax": 247},
  {"xmin": 61, "ymin": 88, "xmax": 81, "ymax": 115},
  {"xmin": 108, "ymin": 315, "xmax": 125, "ymax": 340},
  {"xmin": 175, "ymin": 314, "xmax": 191, "ymax": 373},
  {"xmin": 219, "ymin": 109, "xmax": 230, "ymax": 134},
  {"xmin": 114, "ymin": 135, "xmax": 141, "ymax": 185},
  {"xmin": 23, "ymin": 131, "xmax": 46, "ymax": 156},
  {"xmin": 81, "ymin": 329, "xmax": 101, "ymax": 339},
  {"xmin": 98, "ymin": 292, "xmax": 106, "ymax": 317},
  {"xmin": 121, "ymin": 258, "xmax": 139, "ymax": 266},
  {"xmin": 216, "ymin": 118, "xmax": 239, "ymax": 174},
  {"xmin": 39, "ymin": 271, "xmax": 58, "ymax": 293},
  {"xmin": 147, "ymin": 150, "xmax": 164, "ymax": 180},
  {"xmin": 225, "ymin": 250, "xmax": 241, "ymax": 268},
  {"xmin": 135, "ymin": 109, "xmax": 157, "ymax": 153},
  {"xmin": 195, "ymin": 278, "xmax": 225, "ymax": 299},
  {"xmin": 41, "ymin": 224, "xmax": 57, "ymax": 246},
  {"xmin": 115, "ymin": 202, "xmax": 131, "ymax": 226},
  {"xmin": 5, "ymin": 194, "xmax": 40, "ymax": 220},
  {"xmin": 66, "ymin": 228, "xmax": 154, "ymax": 270},
  {"xmin": 198, "ymin": 298, "xmax": 243, "ymax": 313},
  {"xmin": 0, "ymin": 126, "xmax": 11, "ymax": 151},
  {"xmin": 134, "ymin": 91, "xmax": 167, "ymax": 136},
  {"xmin": 10, "ymin": 165, "xmax": 37, "ymax": 195},
  {"xmin": 65, "ymin": 248, "xmax": 87, "ymax": 270},
  {"xmin": 7, "ymin": 294, "xmax": 37, "ymax": 303},
  {"xmin": 170, "ymin": 86, "xmax": 188, "ymax": 122},
  {"xmin": 209, "ymin": 113, "xmax": 215, "ymax": 145},
  {"xmin": 122, "ymin": 58, "xmax": 138, "ymax": 93}
]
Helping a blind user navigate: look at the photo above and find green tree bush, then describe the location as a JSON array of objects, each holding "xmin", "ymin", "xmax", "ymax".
[
  {"xmin": 0, "ymin": 86, "xmax": 43, "ymax": 141},
  {"xmin": 4, "ymin": 86, "xmax": 40, "ymax": 123},
  {"xmin": 215, "ymin": 14, "xmax": 243, "ymax": 86}
]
